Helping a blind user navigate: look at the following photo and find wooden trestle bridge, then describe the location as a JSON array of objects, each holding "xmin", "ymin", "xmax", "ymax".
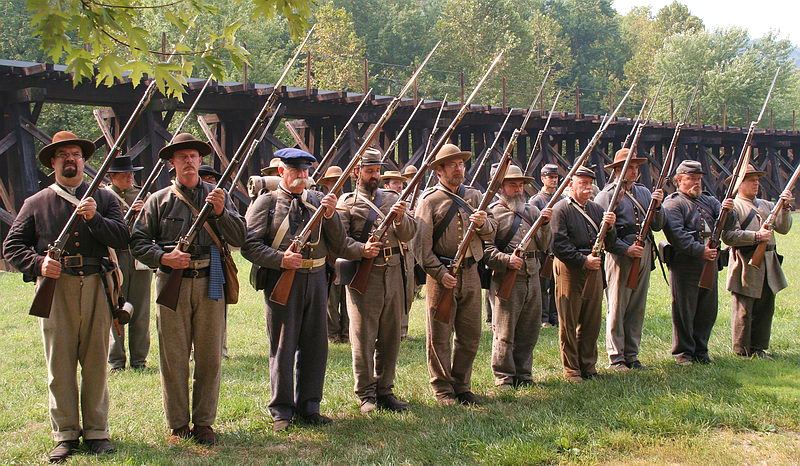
[{"xmin": 1, "ymin": 58, "xmax": 799, "ymax": 250}]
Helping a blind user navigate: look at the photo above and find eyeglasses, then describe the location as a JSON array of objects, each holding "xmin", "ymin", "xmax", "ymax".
[{"xmin": 53, "ymin": 152, "xmax": 84, "ymax": 160}]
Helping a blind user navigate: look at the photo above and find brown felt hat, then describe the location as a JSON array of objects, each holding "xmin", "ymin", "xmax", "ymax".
[
  {"xmin": 318, "ymin": 165, "xmax": 343, "ymax": 184},
  {"xmin": 401, "ymin": 164, "xmax": 418, "ymax": 179},
  {"xmin": 605, "ymin": 148, "xmax": 647, "ymax": 170},
  {"xmin": 158, "ymin": 133, "xmax": 212, "ymax": 160},
  {"xmin": 429, "ymin": 143, "xmax": 471, "ymax": 168},
  {"xmin": 724, "ymin": 164, "xmax": 766, "ymax": 185},
  {"xmin": 38, "ymin": 131, "xmax": 96, "ymax": 168},
  {"xmin": 381, "ymin": 170, "xmax": 406, "ymax": 182},
  {"xmin": 261, "ymin": 157, "xmax": 281, "ymax": 176}
]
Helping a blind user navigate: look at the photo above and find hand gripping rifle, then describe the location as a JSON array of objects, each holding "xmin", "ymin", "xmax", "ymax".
[
  {"xmin": 434, "ymin": 88, "xmax": 537, "ymax": 322},
  {"xmin": 346, "ymin": 51, "xmax": 504, "ymax": 296},
  {"xmin": 155, "ymin": 25, "xmax": 317, "ymax": 311},
  {"xmin": 28, "ymin": 29, "xmax": 199, "ymax": 318},
  {"xmin": 268, "ymin": 41, "xmax": 442, "ymax": 306},
  {"xmin": 496, "ymin": 87, "xmax": 633, "ymax": 300},
  {"xmin": 698, "ymin": 68, "xmax": 780, "ymax": 289},
  {"xmin": 749, "ymin": 160, "xmax": 800, "ymax": 267},
  {"xmin": 626, "ymin": 81, "xmax": 700, "ymax": 289},
  {"xmin": 311, "ymin": 90, "xmax": 373, "ymax": 182},
  {"xmin": 523, "ymin": 89, "xmax": 561, "ymax": 177}
]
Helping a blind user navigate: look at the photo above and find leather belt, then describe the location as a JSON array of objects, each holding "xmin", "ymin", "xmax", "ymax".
[
  {"xmin": 61, "ymin": 255, "xmax": 103, "ymax": 268},
  {"xmin": 436, "ymin": 255, "xmax": 476, "ymax": 268},
  {"xmin": 300, "ymin": 257, "xmax": 327, "ymax": 269},
  {"xmin": 182, "ymin": 267, "xmax": 210, "ymax": 278},
  {"xmin": 521, "ymin": 252, "xmax": 537, "ymax": 259},
  {"xmin": 381, "ymin": 246, "xmax": 402, "ymax": 259}
]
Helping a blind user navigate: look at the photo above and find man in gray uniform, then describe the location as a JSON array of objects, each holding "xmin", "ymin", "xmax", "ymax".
[
  {"xmin": 529, "ymin": 163, "xmax": 562, "ymax": 328},
  {"xmin": 485, "ymin": 164, "xmax": 551, "ymax": 390},
  {"xmin": 242, "ymin": 148, "xmax": 347, "ymax": 432},
  {"xmin": 595, "ymin": 148, "xmax": 664, "ymax": 371},
  {"xmin": 337, "ymin": 149, "xmax": 416, "ymax": 413},
  {"xmin": 662, "ymin": 160, "xmax": 735, "ymax": 365},
  {"xmin": 105, "ymin": 155, "xmax": 152, "ymax": 372},
  {"xmin": 4, "ymin": 131, "xmax": 128, "ymax": 461},
  {"xmin": 318, "ymin": 165, "xmax": 350, "ymax": 344},
  {"xmin": 721, "ymin": 165, "xmax": 793, "ymax": 358},
  {"xmin": 131, "ymin": 133, "xmax": 246, "ymax": 445}
]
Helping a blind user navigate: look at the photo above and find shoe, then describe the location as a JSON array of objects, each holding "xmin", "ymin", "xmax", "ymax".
[
  {"xmin": 297, "ymin": 412, "xmax": 333, "ymax": 426},
  {"xmin": 131, "ymin": 364, "xmax": 146, "ymax": 370},
  {"xmin": 695, "ymin": 355, "xmax": 713, "ymax": 364},
  {"xmin": 328, "ymin": 336, "xmax": 340, "ymax": 344},
  {"xmin": 436, "ymin": 393, "xmax": 458, "ymax": 406},
  {"xmin": 565, "ymin": 375, "xmax": 584, "ymax": 383},
  {"xmin": 675, "ymin": 356, "xmax": 694, "ymax": 366},
  {"xmin": 583, "ymin": 373, "xmax": 603, "ymax": 381},
  {"xmin": 628, "ymin": 360, "xmax": 647, "ymax": 370},
  {"xmin": 752, "ymin": 350, "xmax": 774, "ymax": 360},
  {"xmin": 85, "ymin": 438, "xmax": 115, "ymax": 455},
  {"xmin": 609, "ymin": 362, "xmax": 631, "ymax": 372},
  {"xmin": 541, "ymin": 322, "xmax": 552, "ymax": 328},
  {"xmin": 455, "ymin": 391, "xmax": 482, "ymax": 406},
  {"xmin": 496, "ymin": 383, "xmax": 514, "ymax": 392},
  {"xmin": 376, "ymin": 394, "xmax": 409, "ymax": 412},
  {"xmin": 360, "ymin": 397, "xmax": 378, "ymax": 414},
  {"xmin": 273, "ymin": 419, "xmax": 292, "ymax": 432},
  {"xmin": 109, "ymin": 367, "xmax": 125, "ymax": 374},
  {"xmin": 192, "ymin": 425, "xmax": 216, "ymax": 445},
  {"xmin": 48, "ymin": 440, "xmax": 80, "ymax": 463},
  {"xmin": 168, "ymin": 425, "xmax": 192, "ymax": 444},
  {"xmin": 513, "ymin": 379, "xmax": 538, "ymax": 388}
]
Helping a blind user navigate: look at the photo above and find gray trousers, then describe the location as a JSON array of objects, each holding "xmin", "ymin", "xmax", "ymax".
[
  {"xmin": 109, "ymin": 250, "xmax": 152, "ymax": 369},
  {"xmin": 155, "ymin": 273, "xmax": 225, "ymax": 429},
  {"xmin": 490, "ymin": 273, "xmax": 542, "ymax": 385},
  {"xmin": 39, "ymin": 273, "xmax": 111, "ymax": 441},
  {"xmin": 604, "ymin": 247, "xmax": 651, "ymax": 365},
  {"xmin": 731, "ymin": 277, "xmax": 775, "ymax": 355},
  {"xmin": 327, "ymin": 280, "xmax": 349, "ymax": 340},
  {"xmin": 265, "ymin": 269, "xmax": 328, "ymax": 421},
  {"xmin": 669, "ymin": 261, "xmax": 718, "ymax": 360},
  {"xmin": 346, "ymin": 264, "xmax": 403, "ymax": 399},
  {"xmin": 425, "ymin": 265, "xmax": 482, "ymax": 397}
]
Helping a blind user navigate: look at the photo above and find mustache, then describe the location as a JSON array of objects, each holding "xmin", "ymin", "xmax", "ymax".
[{"xmin": 290, "ymin": 177, "xmax": 311, "ymax": 189}]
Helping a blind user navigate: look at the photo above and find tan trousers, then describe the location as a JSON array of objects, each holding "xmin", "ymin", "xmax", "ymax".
[
  {"xmin": 554, "ymin": 259, "xmax": 602, "ymax": 378},
  {"xmin": 155, "ymin": 272, "xmax": 225, "ymax": 429},
  {"xmin": 39, "ymin": 273, "xmax": 111, "ymax": 441},
  {"xmin": 425, "ymin": 265, "xmax": 482, "ymax": 397},
  {"xmin": 489, "ymin": 273, "xmax": 542, "ymax": 385},
  {"xmin": 346, "ymin": 264, "xmax": 404, "ymax": 399},
  {"xmin": 108, "ymin": 250, "xmax": 152, "ymax": 369},
  {"xmin": 731, "ymin": 276, "xmax": 775, "ymax": 355},
  {"xmin": 604, "ymin": 247, "xmax": 651, "ymax": 365}
]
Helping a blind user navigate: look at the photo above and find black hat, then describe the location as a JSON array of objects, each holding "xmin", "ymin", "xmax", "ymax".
[
  {"xmin": 159, "ymin": 133, "xmax": 213, "ymax": 160},
  {"xmin": 38, "ymin": 131, "xmax": 96, "ymax": 168},
  {"xmin": 198, "ymin": 164, "xmax": 222, "ymax": 182},
  {"xmin": 275, "ymin": 147, "xmax": 316, "ymax": 169},
  {"xmin": 541, "ymin": 163, "xmax": 559, "ymax": 176},
  {"xmin": 675, "ymin": 160, "xmax": 705, "ymax": 175},
  {"xmin": 107, "ymin": 155, "xmax": 143, "ymax": 173},
  {"xmin": 571, "ymin": 165, "xmax": 596, "ymax": 180}
]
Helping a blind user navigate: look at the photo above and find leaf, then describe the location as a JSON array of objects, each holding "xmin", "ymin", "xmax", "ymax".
[{"xmin": 95, "ymin": 54, "xmax": 125, "ymax": 87}]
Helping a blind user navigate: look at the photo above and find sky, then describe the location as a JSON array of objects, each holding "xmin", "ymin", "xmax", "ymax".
[{"xmin": 612, "ymin": 0, "xmax": 799, "ymax": 46}]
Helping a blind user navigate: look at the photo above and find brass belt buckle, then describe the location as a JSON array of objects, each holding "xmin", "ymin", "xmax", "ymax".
[
  {"xmin": 382, "ymin": 247, "xmax": 393, "ymax": 259},
  {"xmin": 190, "ymin": 269, "xmax": 201, "ymax": 278},
  {"xmin": 300, "ymin": 259, "xmax": 313, "ymax": 269},
  {"xmin": 62, "ymin": 254, "xmax": 83, "ymax": 268}
]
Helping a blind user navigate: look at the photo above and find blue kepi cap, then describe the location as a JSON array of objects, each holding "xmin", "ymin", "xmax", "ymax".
[{"xmin": 274, "ymin": 147, "xmax": 316, "ymax": 169}]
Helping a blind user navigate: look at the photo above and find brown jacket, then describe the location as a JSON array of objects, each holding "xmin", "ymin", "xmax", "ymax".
[
  {"xmin": 485, "ymin": 198, "xmax": 551, "ymax": 276},
  {"xmin": 337, "ymin": 186, "xmax": 416, "ymax": 266},
  {"xmin": 413, "ymin": 183, "xmax": 496, "ymax": 281},
  {"xmin": 722, "ymin": 195, "xmax": 792, "ymax": 298}
]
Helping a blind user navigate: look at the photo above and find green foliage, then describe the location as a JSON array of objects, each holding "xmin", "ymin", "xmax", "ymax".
[{"xmin": 25, "ymin": 0, "xmax": 313, "ymax": 97}]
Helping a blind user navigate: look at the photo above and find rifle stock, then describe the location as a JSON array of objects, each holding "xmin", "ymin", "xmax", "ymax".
[
  {"xmin": 539, "ymin": 253, "xmax": 554, "ymax": 279},
  {"xmin": 626, "ymin": 256, "xmax": 642, "ymax": 289},
  {"xmin": 496, "ymin": 252, "xmax": 520, "ymax": 299},
  {"xmin": 434, "ymin": 269, "xmax": 456, "ymax": 323}
]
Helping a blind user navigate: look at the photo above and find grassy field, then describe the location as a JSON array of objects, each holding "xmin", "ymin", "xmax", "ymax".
[{"xmin": 1, "ymin": 225, "xmax": 799, "ymax": 464}]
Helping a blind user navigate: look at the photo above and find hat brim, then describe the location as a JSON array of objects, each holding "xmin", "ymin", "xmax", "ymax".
[
  {"xmin": 318, "ymin": 175, "xmax": 340, "ymax": 184},
  {"xmin": 724, "ymin": 171, "xmax": 766, "ymax": 185},
  {"xmin": 429, "ymin": 151, "xmax": 471, "ymax": 168},
  {"xmin": 604, "ymin": 157, "xmax": 648, "ymax": 170},
  {"xmin": 159, "ymin": 140, "xmax": 213, "ymax": 160},
  {"xmin": 38, "ymin": 139, "xmax": 96, "ymax": 168},
  {"xmin": 503, "ymin": 175, "xmax": 534, "ymax": 183},
  {"xmin": 108, "ymin": 166, "xmax": 144, "ymax": 173},
  {"xmin": 261, "ymin": 167, "xmax": 280, "ymax": 176},
  {"xmin": 381, "ymin": 175, "xmax": 406, "ymax": 181}
]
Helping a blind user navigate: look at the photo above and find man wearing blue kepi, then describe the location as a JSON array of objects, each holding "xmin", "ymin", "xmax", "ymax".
[{"xmin": 243, "ymin": 148, "xmax": 348, "ymax": 432}]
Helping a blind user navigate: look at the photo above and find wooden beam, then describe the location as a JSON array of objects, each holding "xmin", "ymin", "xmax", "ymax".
[
  {"xmin": 20, "ymin": 117, "xmax": 51, "ymax": 145},
  {"xmin": 0, "ymin": 132, "xmax": 17, "ymax": 157}
]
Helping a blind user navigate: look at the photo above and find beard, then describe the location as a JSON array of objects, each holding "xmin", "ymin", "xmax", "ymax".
[
  {"xmin": 444, "ymin": 173, "xmax": 465, "ymax": 187},
  {"xmin": 61, "ymin": 161, "xmax": 79, "ymax": 178},
  {"xmin": 360, "ymin": 177, "xmax": 379, "ymax": 193},
  {"xmin": 502, "ymin": 193, "xmax": 526, "ymax": 212},
  {"xmin": 290, "ymin": 177, "xmax": 312, "ymax": 189},
  {"xmin": 685, "ymin": 184, "xmax": 701, "ymax": 198}
]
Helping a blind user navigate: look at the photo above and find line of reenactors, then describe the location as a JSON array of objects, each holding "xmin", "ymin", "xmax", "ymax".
[{"xmin": 2, "ymin": 128, "xmax": 793, "ymax": 462}]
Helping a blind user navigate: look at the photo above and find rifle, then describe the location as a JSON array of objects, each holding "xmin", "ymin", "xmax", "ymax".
[
  {"xmin": 698, "ymin": 68, "xmax": 780, "ymax": 289},
  {"xmin": 347, "ymin": 51, "xmax": 505, "ymax": 295},
  {"xmin": 311, "ymin": 90, "xmax": 373, "ymax": 181},
  {"xmin": 433, "ymin": 92, "xmax": 538, "ymax": 322},
  {"xmin": 380, "ymin": 97, "xmax": 426, "ymax": 165},
  {"xmin": 156, "ymin": 25, "xmax": 317, "ymax": 311},
  {"xmin": 410, "ymin": 97, "xmax": 450, "ymax": 208},
  {"xmin": 626, "ymin": 81, "xmax": 700, "ymax": 289},
  {"xmin": 523, "ymin": 90, "xmax": 561, "ymax": 177},
  {"xmin": 621, "ymin": 99, "xmax": 648, "ymax": 149},
  {"xmin": 268, "ymin": 41, "xmax": 441, "ymax": 306},
  {"xmin": 123, "ymin": 75, "xmax": 215, "ymax": 227},
  {"xmin": 749, "ymin": 160, "xmax": 800, "ymax": 267},
  {"xmin": 496, "ymin": 86, "xmax": 633, "ymax": 300}
]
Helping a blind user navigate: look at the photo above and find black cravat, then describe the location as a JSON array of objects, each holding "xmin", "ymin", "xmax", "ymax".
[{"xmin": 288, "ymin": 193, "xmax": 309, "ymax": 234}]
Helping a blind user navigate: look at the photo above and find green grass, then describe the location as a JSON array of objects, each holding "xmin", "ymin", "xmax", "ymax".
[{"xmin": 1, "ymin": 219, "xmax": 800, "ymax": 464}]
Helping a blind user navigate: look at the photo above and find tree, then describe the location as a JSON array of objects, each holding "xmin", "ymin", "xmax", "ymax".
[
  {"xmin": 655, "ymin": 1, "xmax": 703, "ymax": 36},
  {"xmin": 297, "ymin": 3, "xmax": 365, "ymax": 91},
  {"xmin": 25, "ymin": 0, "xmax": 313, "ymax": 98}
]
